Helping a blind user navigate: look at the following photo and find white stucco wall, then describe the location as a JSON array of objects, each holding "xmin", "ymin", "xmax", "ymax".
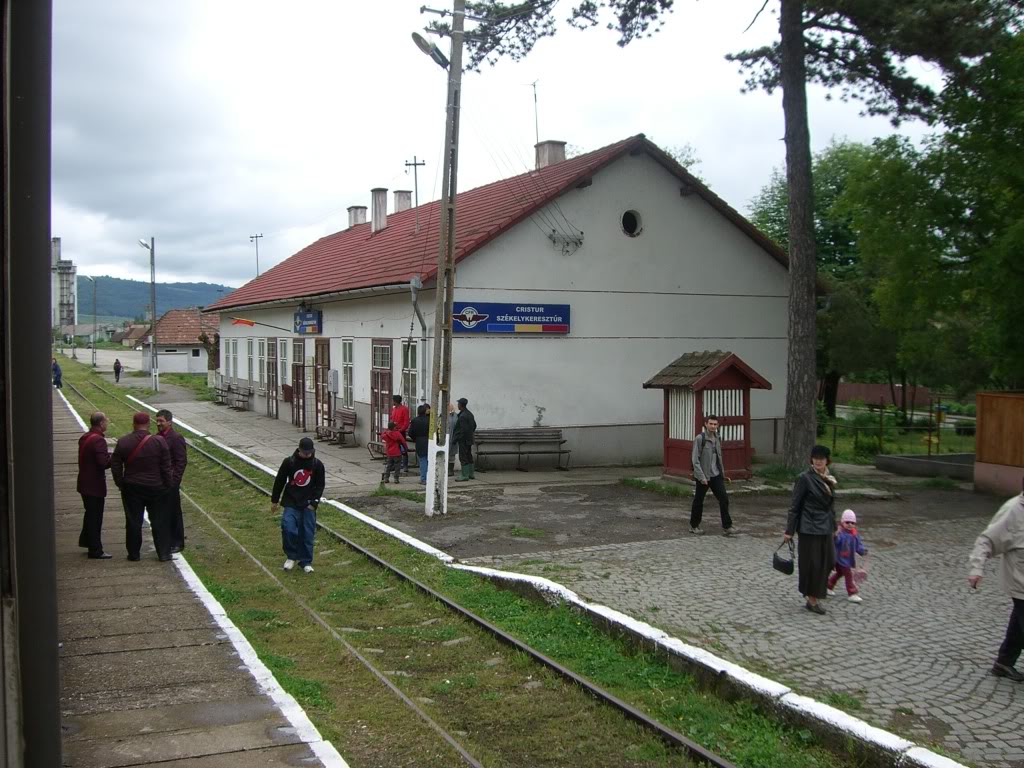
[
  {"xmin": 215, "ymin": 150, "xmax": 790, "ymax": 462},
  {"xmin": 141, "ymin": 345, "xmax": 209, "ymax": 374}
]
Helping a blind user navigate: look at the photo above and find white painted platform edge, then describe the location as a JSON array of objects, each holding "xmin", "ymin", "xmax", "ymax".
[
  {"xmin": 121, "ymin": 393, "xmax": 967, "ymax": 768},
  {"xmin": 58, "ymin": 394, "xmax": 348, "ymax": 768},
  {"xmin": 57, "ymin": 389, "xmax": 88, "ymax": 430}
]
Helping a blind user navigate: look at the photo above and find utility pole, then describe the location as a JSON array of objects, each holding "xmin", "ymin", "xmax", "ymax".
[
  {"xmin": 530, "ymin": 79, "xmax": 539, "ymax": 146},
  {"xmin": 417, "ymin": 0, "xmax": 465, "ymax": 517},
  {"xmin": 405, "ymin": 156, "xmax": 426, "ymax": 233},
  {"xmin": 138, "ymin": 237, "xmax": 159, "ymax": 392},
  {"xmin": 250, "ymin": 233, "xmax": 263, "ymax": 276}
]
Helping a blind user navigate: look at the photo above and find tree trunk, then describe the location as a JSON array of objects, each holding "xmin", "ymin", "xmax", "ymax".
[
  {"xmin": 822, "ymin": 370, "xmax": 840, "ymax": 418},
  {"xmin": 899, "ymin": 368, "xmax": 908, "ymax": 423},
  {"xmin": 780, "ymin": 0, "xmax": 818, "ymax": 467}
]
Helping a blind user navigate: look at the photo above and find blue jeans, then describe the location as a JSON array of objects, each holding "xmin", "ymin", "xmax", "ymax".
[
  {"xmin": 418, "ymin": 449, "xmax": 428, "ymax": 482},
  {"xmin": 281, "ymin": 506, "xmax": 316, "ymax": 566}
]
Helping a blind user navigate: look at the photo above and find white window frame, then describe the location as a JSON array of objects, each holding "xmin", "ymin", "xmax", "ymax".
[
  {"xmin": 231, "ymin": 339, "xmax": 239, "ymax": 383},
  {"xmin": 257, "ymin": 338, "xmax": 266, "ymax": 390},
  {"xmin": 224, "ymin": 342, "xmax": 231, "ymax": 379},
  {"xmin": 246, "ymin": 338, "xmax": 254, "ymax": 385},
  {"xmin": 279, "ymin": 339, "xmax": 289, "ymax": 386},
  {"xmin": 401, "ymin": 340, "xmax": 417, "ymax": 405},
  {"xmin": 341, "ymin": 338, "xmax": 354, "ymax": 408}
]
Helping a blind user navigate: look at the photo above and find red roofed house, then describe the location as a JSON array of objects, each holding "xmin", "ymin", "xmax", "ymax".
[
  {"xmin": 204, "ymin": 135, "xmax": 789, "ymax": 465},
  {"xmin": 142, "ymin": 308, "xmax": 220, "ymax": 375}
]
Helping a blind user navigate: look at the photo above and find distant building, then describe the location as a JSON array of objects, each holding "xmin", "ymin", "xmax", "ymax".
[
  {"xmin": 50, "ymin": 237, "xmax": 77, "ymax": 329},
  {"xmin": 141, "ymin": 308, "xmax": 220, "ymax": 374}
]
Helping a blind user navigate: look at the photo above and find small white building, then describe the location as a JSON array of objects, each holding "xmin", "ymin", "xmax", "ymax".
[
  {"xmin": 205, "ymin": 135, "xmax": 791, "ymax": 465},
  {"xmin": 141, "ymin": 308, "xmax": 219, "ymax": 375}
]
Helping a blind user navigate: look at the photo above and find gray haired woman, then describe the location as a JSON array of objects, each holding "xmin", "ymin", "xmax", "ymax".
[{"xmin": 783, "ymin": 444, "xmax": 838, "ymax": 615}]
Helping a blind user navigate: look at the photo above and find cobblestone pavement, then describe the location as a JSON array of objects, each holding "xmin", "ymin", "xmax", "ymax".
[{"xmin": 464, "ymin": 507, "xmax": 1024, "ymax": 767}]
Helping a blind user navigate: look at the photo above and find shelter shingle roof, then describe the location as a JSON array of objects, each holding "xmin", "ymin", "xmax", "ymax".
[
  {"xmin": 643, "ymin": 350, "xmax": 771, "ymax": 391},
  {"xmin": 152, "ymin": 308, "xmax": 220, "ymax": 346},
  {"xmin": 205, "ymin": 134, "xmax": 789, "ymax": 313}
]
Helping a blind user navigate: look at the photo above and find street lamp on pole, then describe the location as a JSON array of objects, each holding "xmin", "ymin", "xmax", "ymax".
[
  {"xmin": 138, "ymin": 238, "xmax": 159, "ymax": 392},
  {"xmin": 82, "ymin": 275, "xmax": 97, "ymax": 367},
  {"xmin": 414, "ymin": 1, "xmax": 466, "ymax": 517}
]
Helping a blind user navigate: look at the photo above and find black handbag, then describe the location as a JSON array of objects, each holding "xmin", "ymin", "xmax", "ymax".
[{"xmin": 773, "ymin": 539, "xmax": 795, "ymax": 575}]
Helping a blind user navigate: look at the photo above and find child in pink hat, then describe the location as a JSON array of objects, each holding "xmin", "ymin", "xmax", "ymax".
[{"xmin": 828, "ymin": 509, "xmax": 868, "ymax": 603}]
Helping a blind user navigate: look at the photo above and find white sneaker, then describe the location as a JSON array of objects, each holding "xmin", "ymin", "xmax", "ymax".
[
  {"xmin": 826, "ymin": 589, "xmax": 836, "ymax": 597},
  {"xmin": 848, "ymin": 594, "xmax": 863, "ymax": 603},
  {"xmin": 282, "ymin": 559, "xmax": 296, "ymax": 571},
  {"xmin": 303, "ymin": 565, "xmax": 314, "ymax": 574}
]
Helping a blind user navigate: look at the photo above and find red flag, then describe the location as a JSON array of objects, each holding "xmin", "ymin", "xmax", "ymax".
[{"xmin": 231, "ymin": 317, "xmax": 256, "ymax": 327}]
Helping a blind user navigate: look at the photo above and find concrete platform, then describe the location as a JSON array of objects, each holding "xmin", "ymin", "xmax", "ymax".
[{"xmin": 54, "ymin": 398, "xmax": 343, "ymax": 766}]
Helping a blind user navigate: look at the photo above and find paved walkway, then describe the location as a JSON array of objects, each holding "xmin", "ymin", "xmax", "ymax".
[
  {"xmin": 463, "ymin": 502, "xmax": 1024, "ymax": 768},
  {"xmin": 54, "ymin": 400, "xmax": 340, "ymax": 766}
]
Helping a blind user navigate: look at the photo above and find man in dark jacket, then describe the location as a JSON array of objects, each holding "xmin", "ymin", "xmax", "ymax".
[
  {"xmin": 452, "ymin": 397, "xmax": 477, "ymax": 482},
  {"xmin": 408, "ymin": 403, "xmax": 431, "ymax": 484},
  {"xmin": 112, "ymin": 412, "xmax": 174, "ymax": 561},
  {"xmin": 52, "ymin": 358, "xmax": 62, "ymax": 389},
  {"xmin": 271, "ymin": 437, "xmax": 326, "ymax": 573},
  {"xmin": 156, "ymin": 409, "xmax": 188, "ymax": 552},
  {"xmin": 77, "ymin": 411, "xmax": 112, "ymax": 559}
]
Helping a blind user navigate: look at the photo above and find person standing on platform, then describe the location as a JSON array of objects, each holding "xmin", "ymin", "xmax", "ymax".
[
  {"xmin": 391, "ymin": 394, "xmax": 411, "ymax": 471},
  {"xmin": 156, "ymin": 409, "xmax": 188, "ymax": 553},
  {"xmin": 113, "ymin": 358, "xmax": 122, "ymax": 383},
  {"xmin": 52, "ymin": 357, "xmax": 63, "ymax": 389},
  {"xmin": 689, "ymin": 415, "xmax": 737, "ymax": 536},
  {"xmin": 111, "ymin": 412, "xmax": 174, "ymax": 562},
  {"xmin": 271, "ymin": 437, "xmax": 326, "ymax": 574},
  {"xmin": 77, "ymin": 411, "xmax": 112, "ymax": 559},
  {"xmin": 447, "ymin": 402, "xmax": 458, "ymax": 477},
  {"xmin": 453, "ymin": 397, "xmax": 477, "ymax": 482},
  {"xmin": 408, "ymin": 403, "xmax": 431, "ymax": 485},
  {"xmin": 968, "ymin": 478, "xmax": 1024, "ymax": 682}
]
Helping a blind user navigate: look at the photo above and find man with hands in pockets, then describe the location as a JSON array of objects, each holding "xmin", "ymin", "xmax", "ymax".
[{"xmin": 271, "ymin": 437, "xmax": 326, "ymax": 574}]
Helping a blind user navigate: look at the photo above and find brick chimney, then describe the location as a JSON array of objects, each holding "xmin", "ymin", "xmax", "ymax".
[
  {"xmin": 535, "ymin": 140, "xmax": 567, "ymax": 169},
  {"xmin": 371, "ymin": 188, "xmax": 388, "ymax": 233},
  {"xmin": 394, "ymin": 190, "xmax": 412, "ymax": 213},
  {"xmin": 347, "ymin": 205, "xmax": 367, "ymax": 228}
]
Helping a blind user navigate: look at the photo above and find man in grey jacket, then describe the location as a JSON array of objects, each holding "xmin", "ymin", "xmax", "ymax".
[
  {"xmin": 690, "ymin": 415, "xmax": 736, "ymax": 536},
  {"xmin": 969, "ymin": 478, "xmax": 1024, "ymax": 682}
]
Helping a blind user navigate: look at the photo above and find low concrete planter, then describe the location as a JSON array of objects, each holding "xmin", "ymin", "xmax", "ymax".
[{"xmin": 875, "ymin": 453, "xmax": 974, "ymax": 481}]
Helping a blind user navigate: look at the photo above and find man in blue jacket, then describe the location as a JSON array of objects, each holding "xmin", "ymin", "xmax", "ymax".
[{"xmin": 271, "ymin": 437, "xmax": 326, "ymax": 574}]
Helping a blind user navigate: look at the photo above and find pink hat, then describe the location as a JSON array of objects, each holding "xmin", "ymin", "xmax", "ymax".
[{"xmin": 841, "ymin": 509, "xmax": 857, "ymax": 524}]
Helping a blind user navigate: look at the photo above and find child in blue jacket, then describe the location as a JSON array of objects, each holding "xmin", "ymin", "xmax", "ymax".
[{"xmin": 828, "ymin": 509, "xmax": 868, "ymax": 603}]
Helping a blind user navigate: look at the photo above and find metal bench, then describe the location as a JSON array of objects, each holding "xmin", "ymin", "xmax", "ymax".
[
  {"xmin": 474, "ymin": 427, "xmax": 571, "ymax": 471},
  {"xmin": 316, "ymin": 408, "xmax": 357, "ymax": 446}
]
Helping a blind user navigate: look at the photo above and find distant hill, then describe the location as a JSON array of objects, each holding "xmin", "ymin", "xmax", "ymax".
[{"xmin": 76, "ymin": 276, "xmax": 235, "ymax": 321}]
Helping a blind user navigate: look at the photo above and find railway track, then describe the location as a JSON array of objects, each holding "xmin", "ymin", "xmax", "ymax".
[{"xmin": 75, "ymin": 378, "xmax": 738, "ymax": 768}]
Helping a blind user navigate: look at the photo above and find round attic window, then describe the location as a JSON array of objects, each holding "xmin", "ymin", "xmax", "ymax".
[{"xmin": 621, "ymin": 210, "xmax": 642, "ymax": 237}]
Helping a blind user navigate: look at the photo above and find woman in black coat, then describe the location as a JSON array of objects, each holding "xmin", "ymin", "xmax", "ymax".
[{"xmin": 783, "ymin": 444, "xmax": 838, "ymax": 615}]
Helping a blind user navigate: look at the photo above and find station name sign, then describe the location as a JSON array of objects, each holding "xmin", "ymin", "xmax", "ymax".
[
  {"xmin": 452, "ymin": 302, "xmax": 570, "ymax": 335},
  {"xmin": 294, "ymin": 308, "xmax": 322, "ymax": 335}
]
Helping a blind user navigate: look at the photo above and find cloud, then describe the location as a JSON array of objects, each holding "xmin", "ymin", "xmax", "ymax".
[{"xmin": 53, "ymin": 0, "xmax": 929, "ymax": 286}]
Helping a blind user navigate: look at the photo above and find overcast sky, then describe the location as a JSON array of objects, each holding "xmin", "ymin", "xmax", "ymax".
[{"xmin": 53, "ymin": 1, "xmax": 930, "ymax": 288}]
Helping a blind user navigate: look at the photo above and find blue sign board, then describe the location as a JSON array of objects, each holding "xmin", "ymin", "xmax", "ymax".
[
  {"xmin": 452, "ymin": 302, "xmax": 570, "ymax": 335},
  {"xmin": 294, "ymin": 309, "xmax": 323, "ymax": 335}
]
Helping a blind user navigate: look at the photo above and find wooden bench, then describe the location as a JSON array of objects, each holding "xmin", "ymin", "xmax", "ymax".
[
  {"xmin": 226, "ymin": 385, "xmax": 253, "ymax": 411},
  {"xmin": 316, "ymin": 408, "xmax": 357, "ymax": 447},
  {"xmin": 366, "ymin": 440, "xmax": 385, "ymax": 460},
  {"xmin": 474, "ymin": 428, "xmax": 571, "ymax": 471},
  {"xmin": 213, "ymin": 384, "xmax": 230, "ymax": 406}
]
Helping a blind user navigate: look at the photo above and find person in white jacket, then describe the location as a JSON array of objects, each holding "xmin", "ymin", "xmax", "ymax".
[{"xmin": 968, "ymin": 478, "xmax": 1024, "ymax": 682}]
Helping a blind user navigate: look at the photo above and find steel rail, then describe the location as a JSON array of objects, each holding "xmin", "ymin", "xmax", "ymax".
[{"xmin": 85, "ymin": 379, "xmax": 738, "ymax": 768}]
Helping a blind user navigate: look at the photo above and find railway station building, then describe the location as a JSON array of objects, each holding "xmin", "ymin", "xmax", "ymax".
[{"xmin": 205, "ymin": 134, "xmax": 791, "ymax": 466}]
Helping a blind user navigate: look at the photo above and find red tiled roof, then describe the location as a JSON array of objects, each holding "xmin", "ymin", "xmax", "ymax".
[
  {"xmin": 123, "ymin": 324, "xmax": 150, "ymax": 341},
  {"xmin": 205, "ymin": 134, "xmax": 788, "ymax": 313},
  {"xmin": 153, "ymin": 308, "xmax": 220, "ymax": 346}
]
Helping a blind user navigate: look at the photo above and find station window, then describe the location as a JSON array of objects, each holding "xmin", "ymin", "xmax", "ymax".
[{"xmin": 342, "ymin": 338, "xmax": 354, "ymax": 408}]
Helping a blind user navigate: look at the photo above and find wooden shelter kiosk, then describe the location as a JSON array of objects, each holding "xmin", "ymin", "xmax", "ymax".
[{"xmin": 643, "ymin": 350, "xmax": 772, "ymax": 480}]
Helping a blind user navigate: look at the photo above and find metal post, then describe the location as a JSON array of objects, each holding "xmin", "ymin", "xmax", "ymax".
[
  {"xmin": 878, "ymin": 396, "xmax": 884, "ymax": 455},
  {"xmin": 928, "ymin": 398, "xmax": 934, "ymax": 457},
  {"xmin": 405, "ymin": 157, "xmax": 425, "ymax": 233},
  {"xmin": 425, "ymin": 0, "xmax": 465, "ymax": 517},
  {"xmin": 936, "ymin": 395, "xmax": 942, "ymax": 454},
  {"xmin": 832, "ymin": 421, "xmax": 837, "ymax": 454},
  {"xmin": 91, "ymin": 276, "xmax": 97, "ymax": 367},
  {"xmin": 149, "ymin": 237, "xmax": 159, "ymax": 392},
  {"xmin": 250, "ymin": 233, "xmax": 263, "ymax": 276}
]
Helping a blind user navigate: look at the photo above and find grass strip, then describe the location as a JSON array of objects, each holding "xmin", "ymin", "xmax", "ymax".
[
  {"xmin": 622, "ymin": 478, "xmax": 693, "ymax": 498},
  {"xmin": 58, "ymin": 355, "xmax": 866, "ymax": 767}
]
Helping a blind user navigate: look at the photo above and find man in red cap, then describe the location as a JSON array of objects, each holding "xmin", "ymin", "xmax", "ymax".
[
  {"xmin": 111, "ymin": 412, "xmax": 174, "ymax": 561},
  {"xmin": 77, "ymin": 411, "xmax": 112, "ymax": 559}
]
